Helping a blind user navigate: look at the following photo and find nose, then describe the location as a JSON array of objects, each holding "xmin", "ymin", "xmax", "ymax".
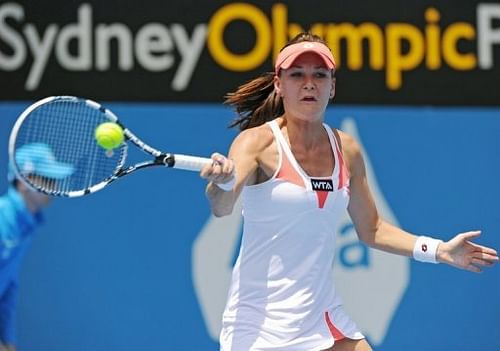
[{"xmin": 303, "ymin": 75, "xmax": 315, "ymax": 90}]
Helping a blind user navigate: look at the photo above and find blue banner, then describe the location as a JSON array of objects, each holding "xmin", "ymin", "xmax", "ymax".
[{"xmin": 0, "ymin": 102, "xmax": 499, "ymax": 350}]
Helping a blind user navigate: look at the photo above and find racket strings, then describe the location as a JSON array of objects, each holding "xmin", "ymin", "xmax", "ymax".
[{"xmin": 13, "ymin": 98, "xmax": 126, "ymax": 195}]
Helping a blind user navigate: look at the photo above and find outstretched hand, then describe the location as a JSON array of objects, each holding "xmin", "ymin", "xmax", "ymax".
[{"xmin": 437, "ymin": 231, "xmax": 499, "ymax": 272}]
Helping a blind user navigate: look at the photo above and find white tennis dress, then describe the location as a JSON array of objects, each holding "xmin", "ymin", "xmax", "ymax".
[{"xmin": 220, "ymin": 120, "xmax": 364, "ymax": 351}]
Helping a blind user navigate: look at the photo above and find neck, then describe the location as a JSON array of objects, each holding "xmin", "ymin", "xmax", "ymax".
[{"xmin": 280, "ymin": 115, "xmax": 325, "ymax": 149}]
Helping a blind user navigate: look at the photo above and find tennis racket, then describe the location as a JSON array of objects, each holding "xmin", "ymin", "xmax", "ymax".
[{"xmin": 8, "ymin": 96, "xmax": 213, "ymax": 197}]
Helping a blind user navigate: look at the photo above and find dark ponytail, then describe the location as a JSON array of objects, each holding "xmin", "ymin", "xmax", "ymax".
[
  {"xmin": 224, "ymin": 32, "xmax": 329, "ymax": 131},
  {"xmin": 225, "ymin": 72, "xmax": 283, "ymax": 131}
]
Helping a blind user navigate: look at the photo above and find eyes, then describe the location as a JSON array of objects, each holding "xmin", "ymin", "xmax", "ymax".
[{"xmin": 287, "ymin": 69, "xmax": 330, "ymax": 79}]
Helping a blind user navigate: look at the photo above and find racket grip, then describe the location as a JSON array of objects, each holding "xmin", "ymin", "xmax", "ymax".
[{"xmin": 172, "ymin": 154, "xmax": 213, "ymax": 171}]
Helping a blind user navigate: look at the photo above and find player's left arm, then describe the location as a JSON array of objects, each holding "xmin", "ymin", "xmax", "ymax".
[
  {"xmin": 341, "ymin": 132, "xmax": 499, "ymax": 272},
  {"xmin": 341, "ymin": 132, "xmax": 417, "ymax": 257}
]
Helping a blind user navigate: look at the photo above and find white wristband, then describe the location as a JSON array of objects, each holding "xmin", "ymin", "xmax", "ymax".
[
  {"xmin": 413, "ymin": 236, "xmax": 443, "ymax": 264},
  {"xmin": 215, "ymin": 177, "xmax": 236, "ymax": 192}
]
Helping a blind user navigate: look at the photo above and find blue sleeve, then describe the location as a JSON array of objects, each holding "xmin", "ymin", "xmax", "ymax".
[
  {"xmin": 0, "ymin": 190, "xmax": 37, "ymax": 345},
  {"xmin": 0, "ymin": 280, "xmax": 18, "ymax": 344}
]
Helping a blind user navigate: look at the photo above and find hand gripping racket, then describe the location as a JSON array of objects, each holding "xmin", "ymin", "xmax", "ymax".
[{"xmin": 8, "ymin": 96, "xmax": 212, "ymax": 197}]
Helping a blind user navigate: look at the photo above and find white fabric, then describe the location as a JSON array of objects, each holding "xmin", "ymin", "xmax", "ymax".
[
  {"xmin": 413, "ymin": 236, "xmax": 442, "ymax": 263},
  {"xmin": 220, "ymin": 121, "xmax": 364, "ymax": 351},
  {"xmin": 217, "ymin": 177, "xmax": 236, "ymax": 191}
]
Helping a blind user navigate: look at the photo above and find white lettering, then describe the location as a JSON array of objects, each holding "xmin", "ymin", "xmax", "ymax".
[
  {"xmin": 24, "ymin": 24, "xmax": 58, "ymax": 90},
  {"xmin": 135, "ymin": 23, "xmax": 174, "ymax": 71},
  {"xmin": 56, "ymin": 4, "xmax": 92, "ymax": 70},
  {"xmin": 3, "ymin": 2, "xmax": 498, "ymax": 93},
  {"xmin": 96, "ymin": 23, "xmax": 133, "ymax": 70},
  {"xmin": 170, "ymin": 23, "xmax": 207, "ymax": 91},
  {"xmin": 477, "ymin": 4, "xmax": 500, "ymax": 69},
  {"xmin": 312, "ymin": 180, "xmax": 333, "ymax": 190},
  {"xmin": 0, "ymin": 3, "xmax": 208, "ymax": 91},
  {"xmin": 0, "ymin": 3, "xmax": 26, "ymax": 70}
]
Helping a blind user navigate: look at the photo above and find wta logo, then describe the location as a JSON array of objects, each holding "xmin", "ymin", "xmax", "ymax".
[
  {"xmin": 192, "ymin": 118, "xmax": 409, "ymax": 346},
  {"xmin": 311, "ymin": 179, "xmax": 334, "ymax": 191}
]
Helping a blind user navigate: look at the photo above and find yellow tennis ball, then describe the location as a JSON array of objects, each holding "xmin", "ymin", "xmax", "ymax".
[{"xmin": 95, "ymin": 122, "xmax": 124, "ymax": 150}]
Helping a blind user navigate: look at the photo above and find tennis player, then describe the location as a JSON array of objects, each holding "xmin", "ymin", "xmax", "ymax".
[
  {"xmin": 201, "ymin": 32, "xmax": 499, "ymax": 351},
  {"xmin": 0, "ymin": 143, "xmax": 73, "ymax": 351}
]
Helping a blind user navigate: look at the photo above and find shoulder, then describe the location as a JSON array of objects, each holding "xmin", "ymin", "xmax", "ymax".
[
  {"xmin": 229, "ymin": 122, "xmax": 278, "ymax": 185},
  {"xmin": 331, "ymin": 127, "xmax": 364, "ymax": 177},
  {"xmin": 327, "ymin": 126, "xmax": 361, "ymax": 159},
  {"xmin": 231, "ymin": 122, "xmax": 275, "ymax": 155}
]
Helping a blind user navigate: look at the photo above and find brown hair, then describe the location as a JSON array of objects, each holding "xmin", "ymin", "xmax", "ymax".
[{"xmin": 225, "ymin": 32, "xmax": 329, "ymax": 131}]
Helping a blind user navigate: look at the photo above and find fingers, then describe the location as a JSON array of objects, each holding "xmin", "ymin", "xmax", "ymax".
[
  {"xmin": 456, "ymin": 230, "xmax": 499, "ymax": 259},
  {"xmin": 466, "ymin": 233, "xmax": 499, "ymax": 263},
  {"xmin": 458, "ymin": 230, "xmax": 482, "ymax": 242},
  {"xmin": 471, "ymin": 257, "xmax": 495, "ymax": 267},
  {"xmin": 470, "ymin": 251, "xmax": 499, "ymax": 264},
  {"xmin": 200, "ymin": 153, "xmax": 235, "ymax": 184},
  {"xmin": 444, "ymin": 230, "xmax": 499, "ymax": 273},
  {"xmin": 211, "ymin": 153, "xmax": 234, "ymax": 178},
  {"xmin": 465, "ymin": 264, "xmax": 482, "ymax": 273},
  {"xmin": 460, "ymin": 246, "xmax": 499, "ymax": 273},
  {"xmin": 468, "ymin": 242, "xmax": 498, "ymax": 256}
]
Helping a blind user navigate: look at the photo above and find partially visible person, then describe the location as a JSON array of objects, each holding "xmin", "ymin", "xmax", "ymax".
[{"xmin": 0, "ymin": 143, "xmax": 73, "ymax": 351}]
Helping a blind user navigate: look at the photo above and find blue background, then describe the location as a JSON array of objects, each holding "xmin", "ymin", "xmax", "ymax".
[{"xmin": 0, "ymin": 102, "xmax": 499, "ymax": 350}]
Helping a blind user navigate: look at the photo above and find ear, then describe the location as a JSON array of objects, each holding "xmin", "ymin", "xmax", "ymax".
[
  {"xmin": 274, "ymin": 75, "xmax": 283, "ymax": 97},
  {"xmin": 330, "ymin": 77, "xmax": 336, "ymax": 99}
]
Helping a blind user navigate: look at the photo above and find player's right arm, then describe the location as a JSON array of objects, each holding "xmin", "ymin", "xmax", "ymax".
[{"xmin": 202, "ymin": 126, "xmax": 269, "ymax": 217}]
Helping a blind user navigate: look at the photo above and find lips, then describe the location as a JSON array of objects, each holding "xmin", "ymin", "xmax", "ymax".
[{"xmin": 301, "ymin": 96, "xmax": 317, "ymax": 101}]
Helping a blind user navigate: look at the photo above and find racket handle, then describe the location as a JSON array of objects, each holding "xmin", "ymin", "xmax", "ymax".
[{"xmin": 171, "ymin": 154, "xmax": 212, "ymax": 172}]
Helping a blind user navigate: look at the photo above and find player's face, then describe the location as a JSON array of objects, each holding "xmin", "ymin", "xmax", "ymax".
[
  {"xmin": 21, "ymin": 176, "xmax": 53, "ymax": 210},
  {"xmin": 21, "ymin": 185, "xmax": 51, "ymax": 211},
  {"xmin": 27, "ymin": 190, "xmax": 51, "ymax": 207},
  {"xmin": 276, "ymin": 52, "xmax": 335, "ymax": 122}
]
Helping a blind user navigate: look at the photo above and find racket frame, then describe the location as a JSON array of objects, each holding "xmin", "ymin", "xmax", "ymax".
[{"xmin": 8, "ymin": 96, "xmax": 212, "ymax": 197}]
